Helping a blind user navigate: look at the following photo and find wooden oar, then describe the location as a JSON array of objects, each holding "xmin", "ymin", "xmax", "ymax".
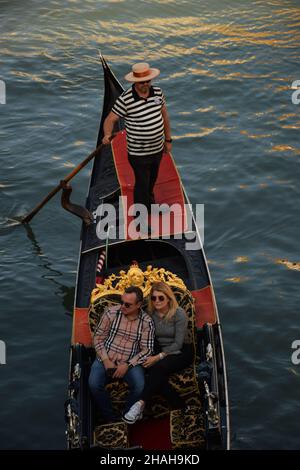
[{"xmin": 22, "ymin": 136, "xmax": 114, "ymax": 224}]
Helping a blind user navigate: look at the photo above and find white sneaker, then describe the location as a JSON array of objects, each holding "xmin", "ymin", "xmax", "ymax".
[{"xmin": 122, "ymin": 401, "xmax": 144, "ymax": 424}]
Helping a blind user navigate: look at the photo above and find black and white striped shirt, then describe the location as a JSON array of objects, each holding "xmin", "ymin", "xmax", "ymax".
[{"xmin": 112, "ymin": 85, "xmax": 165, "ymax": 157}]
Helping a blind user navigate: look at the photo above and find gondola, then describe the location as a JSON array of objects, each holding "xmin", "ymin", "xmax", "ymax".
[{"xmin": 64, "ymin": 55, "xmax": 230, "ymax": 451}]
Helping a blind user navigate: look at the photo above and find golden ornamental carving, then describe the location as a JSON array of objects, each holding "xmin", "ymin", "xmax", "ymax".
[{"xmin": 90, "ymin": 261, "xmax": 186, "ymax": 304}]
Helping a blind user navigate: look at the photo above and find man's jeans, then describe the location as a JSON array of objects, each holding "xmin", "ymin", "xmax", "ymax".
[{"xmin": 89, "ymin": 359, "xmax": 145, "ymax": 422}]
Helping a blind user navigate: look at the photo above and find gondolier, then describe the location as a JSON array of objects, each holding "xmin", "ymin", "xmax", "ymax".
[{"xmin": 102, "ymin": 62, "xmax": 172, "ymax": 211}]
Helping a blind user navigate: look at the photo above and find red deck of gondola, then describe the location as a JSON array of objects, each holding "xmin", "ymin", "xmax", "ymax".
[{"xmin": 111, "ymin": 130, "xmax": 187, "ymax": 239}]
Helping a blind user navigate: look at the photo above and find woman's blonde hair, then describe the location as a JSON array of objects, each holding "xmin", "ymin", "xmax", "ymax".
[{"xmin": 147, "ymin": 282, "xmax": 178, "ymax": 321}]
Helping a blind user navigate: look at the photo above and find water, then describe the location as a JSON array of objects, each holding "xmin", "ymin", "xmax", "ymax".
[{"xmin": 1, "ymin": 0, "xmax": 300, "ymax": 450}]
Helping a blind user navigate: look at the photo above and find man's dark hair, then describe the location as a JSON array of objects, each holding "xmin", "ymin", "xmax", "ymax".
[{"xmin": 124, "ymin": 286, "xmax": 143, "ymax": 303}]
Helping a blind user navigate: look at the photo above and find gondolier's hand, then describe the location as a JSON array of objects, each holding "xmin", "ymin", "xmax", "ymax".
[
  {"xmin": 164, "ymin": 141, "xmax": 172, "ymax": 153},
  {"xmin": 112, "ymin": 363, "xmax": 129, "ymax": 379},
  {"xmin": 102, "ymin": 134, "xmax": 112, "ymax": 145}
]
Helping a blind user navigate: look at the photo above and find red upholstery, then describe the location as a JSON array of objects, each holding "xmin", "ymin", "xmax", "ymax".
[
  {"xmin": 192, "ymin": 286, "xmax": 217, "ymax": 328},
  {"xmin": 72, "ymin": 307, "xmax": 92, "ymax": 346}
]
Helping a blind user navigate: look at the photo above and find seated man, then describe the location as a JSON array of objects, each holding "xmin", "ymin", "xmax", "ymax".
[{"xmin": 89, "ymin": 286, "xmax": 155, "ymax": 423}]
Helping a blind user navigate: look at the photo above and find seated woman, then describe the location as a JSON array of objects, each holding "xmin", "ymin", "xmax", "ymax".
[{"xmin": 123, "ymin": 281, "xmax": 192, "ymax": 424}]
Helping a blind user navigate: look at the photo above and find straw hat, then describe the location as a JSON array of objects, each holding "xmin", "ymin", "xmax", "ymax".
[{"xmin": 124, "ymin": 63, "xmax": 160, "ymax": 82}]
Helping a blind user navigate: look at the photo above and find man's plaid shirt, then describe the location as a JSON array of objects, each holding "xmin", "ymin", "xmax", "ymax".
[{"xmin": 94, "ymin": 305, "xmax": 155, "ymax": 367}]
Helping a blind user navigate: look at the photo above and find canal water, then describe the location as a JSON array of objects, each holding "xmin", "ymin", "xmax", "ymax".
[{"xmin": 0, "ymin": 0, "xmax": 300, "ymax": 449}]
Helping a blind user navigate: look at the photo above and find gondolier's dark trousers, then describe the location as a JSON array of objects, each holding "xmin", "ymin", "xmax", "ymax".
[
  {"xmin": 128, "ymin": 150, "xmax": 163, "ymax": 211},
  {"xmin": 141, "ymin": 343, "xmax": 193, "ymax": 409}
]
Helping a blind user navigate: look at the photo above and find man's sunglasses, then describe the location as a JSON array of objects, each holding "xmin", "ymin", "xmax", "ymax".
[
  {"xmin": 139, "ymin": 80, "xmax": 151, "ymax": 84},
  {"xmin": 151, "ymin": 295, "xmax": 166, "ymax": 302},
  {"xmin": 120, "ymin": 300, "xmax": 134, "ymax": 308}
]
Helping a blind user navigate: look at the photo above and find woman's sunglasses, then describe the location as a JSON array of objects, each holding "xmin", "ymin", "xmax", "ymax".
[
  {"xmin": 120, "ymin": 300, "xmax": 134, "ymax": 308},
  {"xmin": 151, "ymin": 295, "xmax": 166, "ymax": 302}
]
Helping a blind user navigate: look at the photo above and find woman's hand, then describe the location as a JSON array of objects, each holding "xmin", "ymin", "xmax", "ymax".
[{"xmin": 143, "ymin": 355, "xmax": 160, "ymax": 368}]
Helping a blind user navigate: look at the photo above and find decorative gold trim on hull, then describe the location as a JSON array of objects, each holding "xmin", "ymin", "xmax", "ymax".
[{"xmin": 90, "ymin": 262, "xmax": 187, "ymax": 304}]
